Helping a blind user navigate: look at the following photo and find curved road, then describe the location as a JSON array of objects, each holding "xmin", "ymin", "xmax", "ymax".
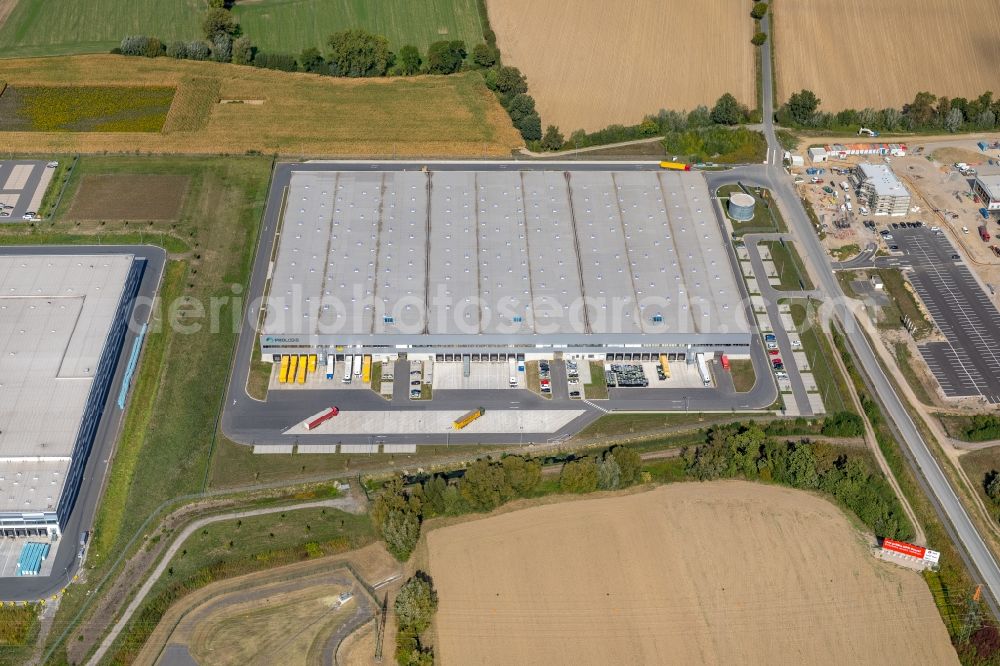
[{"xmin": 86, "ymin": 495, "xmax": 364, "ymax": 666}]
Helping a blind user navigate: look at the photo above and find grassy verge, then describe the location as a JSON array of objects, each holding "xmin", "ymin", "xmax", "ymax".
[
  {"xmin": 831, "ymin": 243, "xmax": 861, "ymax": 261},
  {"xmin": 730, "ymin": 359, "xmax": 756, "ymax": 392},
  {"xmin": 939, "ymin": 415, "xmax": 1000, "ymax": 443},
  {"xmin": 831, "ymin": 326, "xmax": 996, "ymax": 649},
  {"xmin": 575, "ymin": 413, "xmax": 715, "ymax": 439},
  {"xmin": 788, "ymin": 300, "xmax": 849, "ymax": 414},
  {"xmin": 246, "ymin": 338, "xmax": 271, "ymax": 401},
  {"xmin": 38, "ymin": 157, "xmax": 75, "ymax": 219},
  {"xmin": 893, "ymin": 342, "xmax": 935, "ymax": 406},
  {"xmin": 104, "ymin": 506, "xmax": 375, "ymax": 665},
  {"xmin": 764, "ymin": 240, "xmax": 814, "ymax": 291},
  {"xmin": 0, "ymin": 604, "xmax": 41, "ymax": 665},
  {"xmin": 662, "ymin": 127, "xmax": 766, "ymax": 164},
  {"xmin": 876, "ymin": 269, "xmax": 933, "ymax": 338},
  {"xmin": 583, "ymin": 362, "xmax": 608, "ymax": 400},
  {"xmin": 717, "ymin": 184, "xmax": 787, "ymax": 235},
  {"xmin": 959, "ymin": 447, "xmax": 1000, "ymax": 523}
]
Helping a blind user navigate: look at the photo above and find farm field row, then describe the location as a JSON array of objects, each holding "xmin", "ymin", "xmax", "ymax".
[
  {"xmin": 427, "ymin": 481, "xmax": 957, "ymax": 665},
  {"xmin": 487, "ymin": 0, "xmax": 755, "ymax": 133},
  {"xmin": 774, "ymin": 0, "xmax": 1000, "ymax": 110},
  {"xmin": 0, "ymin": 56, "xmax": 521, "ymax": 156},
  {"xmin": 0, "ymin": 0, "xmax": 483, "ymax": 58}
]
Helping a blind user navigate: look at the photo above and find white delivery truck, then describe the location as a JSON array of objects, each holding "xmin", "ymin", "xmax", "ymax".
[
  {"xmin": 342, "ymin": 355, "xmax": 353, "ymax": 383},
  {"xmin": 508, "ymin": 358, "xmax": 518, "ymax": 387},
  {"xmin": 326, "ymin": 355, "xmax": 334, "ymax": 380},
  {"xmin": 352, "ymin": 354, "xmax": 363, "ymax": 377}
]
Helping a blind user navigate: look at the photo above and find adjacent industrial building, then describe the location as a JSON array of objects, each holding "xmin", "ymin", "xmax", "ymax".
[
  {"xmin": 260, "ymin": 168, "xmax": 751, "ymax": 363},
  {"xmin": 852, "ymin": 162, "xmax": 911, "ymax": 216},
  {"xmin": 973, "ymin": 175, "xmax": 1000, "ymax": 211},
  {"xmin": 0, "ymin": 254, "xmax": 144, "ymax": 537}
]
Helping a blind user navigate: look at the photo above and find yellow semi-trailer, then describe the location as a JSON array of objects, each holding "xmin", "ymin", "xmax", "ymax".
[
  {"xmin": 278, "ymin": 355, "xmax": 291, "ymax": 383},
  {"xmin": 308, "ymin": 354, "xmax": 317, "ymax": 373},
  {"xmin": 453, "ymin": 407, "xmax": 485, "ymax": 430},
  {"xmin": 362, "ymin": 355, "xmax": 372, "ymax": 383},
  {"xmin": 659, "ymin": 354, "xmax": 671, "ymax": 378},
  {"xmin": 659, "ymin": 161, "xmax": 692, "ymax": 171},
  {"xmin": 297, "ymin": 354, "xmax": 307, "ymax": 384},
  {"xmin": 287, "ymin": 354, "xmax": 298, "ymax": 383}
]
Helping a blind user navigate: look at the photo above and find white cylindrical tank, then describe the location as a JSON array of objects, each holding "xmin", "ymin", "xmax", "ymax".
[{"xmin": 728, "ymin": 192, "xmax": 755, "ymax": 221}]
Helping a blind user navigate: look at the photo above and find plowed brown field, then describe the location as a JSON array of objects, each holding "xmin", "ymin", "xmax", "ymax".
[
  {"xmin": 775, "ymin": 0, "xmax": 1000, "ymax": 110},
  {"xmin": 427, "ymin": 481, "xmax": 958, "ymax": 665},
  {"xmin": 486, "ymin": 0, "xmax": 754, "ymax": 133}
]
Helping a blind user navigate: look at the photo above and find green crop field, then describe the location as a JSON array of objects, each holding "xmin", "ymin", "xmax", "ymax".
[
  {"xmin": 0, "ymin": 0, "xmax": 483, "ymax": 59},
  {"xmin": 234, "ymin": 0, "xmax": 485, "ymax": 54},
  {"xmin": 0, "ymin": 0, "xmax": 202, "ymax": 58},
  {"xmin": 0, "ymin": 85, "xmax": 174, "ymax": 131}
]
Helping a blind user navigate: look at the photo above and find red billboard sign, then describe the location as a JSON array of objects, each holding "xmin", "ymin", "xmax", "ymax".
[{"xmin": 882, "ymin": 538, "xmax": 926, "ymax": 559}]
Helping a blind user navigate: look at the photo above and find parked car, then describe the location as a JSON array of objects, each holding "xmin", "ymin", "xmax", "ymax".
[{"xmin": 768, "ymin": 349, "xmax": 780, "ymax": 356}]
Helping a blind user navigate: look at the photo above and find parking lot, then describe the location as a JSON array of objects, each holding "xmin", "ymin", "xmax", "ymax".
[
  {"xmin": 0, "ymin": 160, "xmax": 56, "ymax": 221},
  {"xmin": 892, "ymin": 226, "xmax": 1000, "ymax": 403}
]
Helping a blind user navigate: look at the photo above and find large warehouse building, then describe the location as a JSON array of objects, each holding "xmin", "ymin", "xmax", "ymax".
[
  {"xmin": 0, "ymin": 254, "xmax": 144, "ymax": 537},
  {"xmin": 260, "ymin": 168, "xmax": 751, "ymax": 363}
]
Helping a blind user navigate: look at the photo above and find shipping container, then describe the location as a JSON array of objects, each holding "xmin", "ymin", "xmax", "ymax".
[
  {"xmin": 454, "ymin": 407, "xmax": 485, "ymax": 430},
  {"xmin": 305, "ymin": 406, "xmax": 339, "ymax": 430},
  {"xmin": 278, "ymin": 355, "xmax": 290, "ymax": 383},
  {"xmin": 296, "ymin": 355, "xmax": 307, "ymax": 384}
]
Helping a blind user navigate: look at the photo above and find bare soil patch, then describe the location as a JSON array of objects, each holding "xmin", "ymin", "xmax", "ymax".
[
  {"xmin": 0, "ymin": 0, "xmax": 18, "ymax": 31},
  {"xmin": 66, "ymin": 174, "xmax": 189, "ymax": 220},
  {"xmin": 487, "ymin": 0, "xmax": 754, "ymax": 132},
  {"xmin": 775, "ymin": 0, "xmax": 1000, "ymax": 110},
  {"xmin": 427, "ymin": 480, "xmax": 957, "ymax": 665}
]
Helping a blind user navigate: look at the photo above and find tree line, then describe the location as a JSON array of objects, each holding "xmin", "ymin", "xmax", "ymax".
[
  {"xmin": 394, "ymin": 572, "xmax": 437, "ymax": 665},
  {"xmin": 777, "ymin": 88, "xmax": 1000, "ymax": 133},
  {"xmin": 685, "ymin": 422, "xmax": 913, "ymax": 541}
]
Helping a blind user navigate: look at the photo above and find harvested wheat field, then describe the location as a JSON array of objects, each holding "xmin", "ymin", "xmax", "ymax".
[
  {"xmin": 0, "ymin": 55, "xmax": 521, "ymax": 156},
  {"xmin": 67, "ymin": 174, "xmax": 189, "ymax": 220},
  {"xmin": 427, "ymin": 481, "xmax": 957, "ymax": 665},
  {"xmin": 775, "ymin": 0, "xmax": 1000, "ymax": 110},
  {"xmin": 487, "ymin": 0, "xmax": 754, "ymax": 133}
]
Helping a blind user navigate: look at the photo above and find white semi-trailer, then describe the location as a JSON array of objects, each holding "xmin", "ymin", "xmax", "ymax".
[{"xmin": 696, "ymin": 353, "xmax": 712, "ymax": 387}]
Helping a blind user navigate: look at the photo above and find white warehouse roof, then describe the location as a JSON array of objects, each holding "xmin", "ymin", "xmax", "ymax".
[
  {"xmin": 264, "ymin": 169, "xmax": 749, "ymax": 344},
  {"xmin": 0, "ymin": 255, "xmax": 132, "ymax": 513}
]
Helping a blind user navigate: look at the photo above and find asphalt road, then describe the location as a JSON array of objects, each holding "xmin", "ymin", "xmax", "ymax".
[
  {"xmin": 0, "ymin": 160, "xmax": 49, "ymax": 221},
  {"xmin": 0, "ymin": 245, "xmax": 165, "ymax": 601},
  {"xmin": 741, "ymin": 233, "xmax": 819, "ymax": 415},
  {"xmin": 719, "ymin": 94, "xmax": 1000, "ymax": 610},
  {"xmin": 220, "ymin": 162, "xmax": 780, "ymax": 448}
]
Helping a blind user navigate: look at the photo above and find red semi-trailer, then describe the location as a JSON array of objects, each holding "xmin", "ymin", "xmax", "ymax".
[
  {"xmin": 305, "ymin": 407, "xmax": 339, "ymax": 430},
  {"xmin": 980, "ymin": 225, "xmax": 991, "ymax": 242}
]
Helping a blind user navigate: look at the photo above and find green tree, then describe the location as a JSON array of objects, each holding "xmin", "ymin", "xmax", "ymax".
[
  {"xmin": 750, "ymin": 2, "xmax": 769, "ymax": 19},
  {"xmin": 459, "ymin": 459, "xmax": 511, "ymax": 511},
  {"xmin": 711, "ymin": 92, "xmax": 743, "ymax": 125},
  {"xmin": 559, "ymin": 458, "xmax": 598, "ymax": 493},
  {"xmin": 904, "ymin": 91, "xmax": 937, "ymax": 127},
  {"xmin": 143, "ymin": 37, "xmax": 165, "ymax": 58},
  {"xmin": 820, "ymin": 411, "xmax": 864, "ymax": 437},
  {"xmin": 382, "ymin": 508, "xmax": 420, "ymax": 561},
  {"xmin": 597, "ymin": 455, "xmax": 621, "ymax": 490},
  {"xmin": 985, "ymin": 471, "xmax": 1000, "ymax": 503},
  {"xmin": 166, "ymin": 41, "xmax": 188, "ymax": 59},
  {"xmin": 326, "ymin": 29, "xmax": 391, "ymax": 77},
  {"xmin": 231, "ymin": 35, "xmax": 253, "ymax": 65},
  {"xmin": 786, "ymin": 444, "xmax": 819, "ymax": 489},
  {"xmin": 501, "ymin": 455, "xmax": 541, "ymax": 495},
  {"xmin": 515, "ymin": 113, "xmax": 542, "ymax": 141},
  {"xmin": 487, "ymin": 65, "xmax": 528, "ymax": 96},
  {"xmin": 208, "ymin": 0, "xmax": 226, "ymax": 7},
  {"xmin": 202, "ymin": 7, "xmax": 238, "ymax": 39},
  {"xmin": 396, "ymin": 44, "xmax": 422, "ymax": 75},
  {"xmin": 472, "ymin": 43, "xmax": 499, "ymax": 68},
  {"xmin": 298, "ymin": 47, "xmax": 325, "ymax": 73},
  {"xmin": 372, "ymin": 476, "xmax": 421, "ymax": 532},
  {"xmin": 608, "ymin": 446, "xmax": 642, "ymax": 486},
  {"xmin": 781, "ymin": 89, "xmax": 821, "ymax": 125},
  {"xmin": 751, "ymin": 32, "xmax": 767, "ymax": 46},
  {"xmin": 395, "ymin": 573, "xmax": 438, "ymax": 633},
  {"xmin": 426, "ymin": 40, "xmax": 466, "ymax": 74},
  {"xmin": 506, "ymin": 93, "xmax": 536, "ymax": 122},
  {"xmin": 211, "ymin": 33, "xmax": 233, "ymax": 63},
  {"xmin": 541, "ymin": 125, "xmax": 564, "ymax": 151}
]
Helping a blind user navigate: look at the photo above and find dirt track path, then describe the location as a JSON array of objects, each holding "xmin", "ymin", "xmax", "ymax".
[
  {"xmin": 0, "ymin": 0, "xmax": 17, "ymax": 31},
  {"xmin": 86, "ymin": 495, "xmax": 365, "ymax": 666}
]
